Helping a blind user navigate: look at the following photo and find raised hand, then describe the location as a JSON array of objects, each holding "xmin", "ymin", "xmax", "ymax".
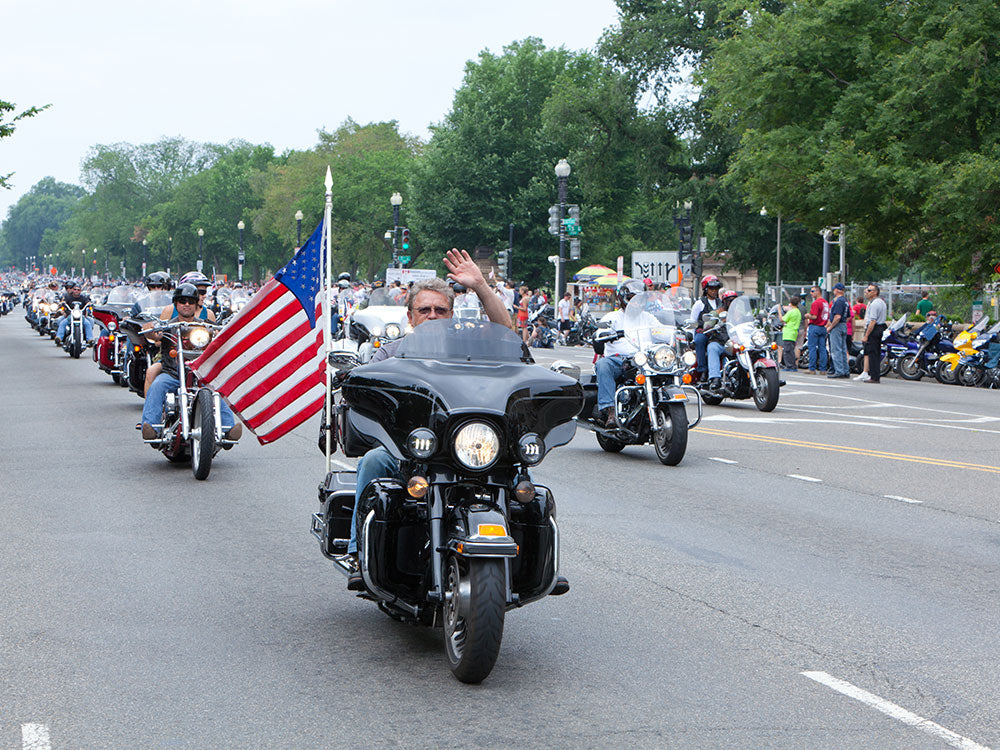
[{"xmin": 443, "ymin": 248, "xmax": 486, "ymax": 291}]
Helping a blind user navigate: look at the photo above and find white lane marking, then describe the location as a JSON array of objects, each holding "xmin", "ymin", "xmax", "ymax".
[
  {"xmin": 801, "ymin": 671, "xmax": 990, "ymax": 750},
  {"xmin": 21, "ymin": 724, "xmax": 51, "ymax": 750},
  {"xmin": 787, "ymin": 474, "xmax": 822, "ymax": 482},
  {"xmin": 331, "ymin": 458, "xmax": 355, "ymax": 471},
  {"xmin": 781, "ymin": 380, "xmax": 850, "ymax": 388},
  {"xmin": 884, "ymin": 494, "xmax": 923, "ymax": 505},
  {"xmin": 707, "ymin": 456, "xmax": 738, "ymax": 464},
  {"xmin": 778, "ymin": 405, "xmax": 1000, "ymax": 435},
  {"xmin": 700, "ymin": 414, "xmax": 901, "ymax": 429}
]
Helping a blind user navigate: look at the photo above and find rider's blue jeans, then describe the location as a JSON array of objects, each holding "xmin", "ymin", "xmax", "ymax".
[
  {"xmin": 57, "ymin": 315, "xmax": 93, "ymax": 342},
  {"xmin": 141, "ymin": 372, "xmax": 236, "ymax": 431},
  {"xmin": 694, "ymin": 332, "xmax": 709, "ymax": 374},
  {"xmin": 828, "ymin": 322, "xmax": 848, "ymax": 375},
  {"xmin": 349, "ymin": 446, "xmax": 402, "ymax": 554},
  {"xmin": 596, "ymin": 354, "xmax": 627, "ymax": 411},
  {"xmin": 707, "ymin": 341, "xmax": 725, "ymax": 379}
]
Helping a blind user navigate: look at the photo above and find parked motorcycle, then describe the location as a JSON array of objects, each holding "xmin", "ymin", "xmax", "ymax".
[
  {"xmin": 938, "ymin": 316, "xmax": 991, "ymax": 385},
  {"xmin": 575, "ymin": 289, "xmax": 700, "ymax": 464},
  {"xmin": 689, "ymin": 295, "xmax": 782, "ymax": 411},
  {"xmin": 877, "ymin": 314, "xmax": 911, "ymax": 378},
  {"xmin": 140, "ymin": 320, "xmax": 238, "ymax": 479},
  {"xmin": 955, "ymin": 321, "xmax": 1000, "ymax": 387},
  {"xmin": 311, "ymin": 319, "xmax": 582, "ymax": 683},
  {"xmin": 896, "ymin": 316, "xmax": 955, "ymax": 381},
  {"xmin": 526, "ymin": 304, "xmax": 558, "ymax": 348}
]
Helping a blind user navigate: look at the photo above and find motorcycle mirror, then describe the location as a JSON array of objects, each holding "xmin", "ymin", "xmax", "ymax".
[
  {"xmin": 549, "ymin": 360, "xmax": 581, "ymax": 380},
  {"xmin": 328, "ymin": 350, "xmax": 360, "ymax": 372}
]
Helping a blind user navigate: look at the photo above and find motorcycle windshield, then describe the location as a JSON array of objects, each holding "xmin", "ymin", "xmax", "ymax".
[
  {"xmin": 394, "ymin": 319, "xmax": 528, "ymax": 363},
  {"xmin": 134, "ymin": 290, "xmax": 173, "ymax": 314},
  {"xmin": 623, "ymin": 290, "xmax": 683, "ymax": 348},
  {"xmin": 969, "ymin": 316, "xmax": 990, "ymax": 334},
  {"xmin": 105, "ymin": 285, "xmax": 137, "ymax": 304},
  {"xmin": 889, "ymin": 314, "xmax": 908, "ymax": 332},
  {"xmin": 364, "ymin": 288, "xmax": 405, "ymax": 307}
]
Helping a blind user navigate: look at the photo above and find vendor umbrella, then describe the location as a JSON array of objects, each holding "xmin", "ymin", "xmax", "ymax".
[
  {"xmin": 573, "ymin": 264, "xmax": 615, "ymax": 281},
  {"xmin": 589, "ymin": 272, "xmax": 632, "ymax": 287}
]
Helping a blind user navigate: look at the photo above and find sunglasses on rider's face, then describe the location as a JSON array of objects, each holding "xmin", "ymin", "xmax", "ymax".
[
  {"xmin": 176, "ymin": 297, "xmax": 198, "ymax": 306},
  {"xmin": 414, "ymin": 306, "xmax": 451, "ymax": 316}
]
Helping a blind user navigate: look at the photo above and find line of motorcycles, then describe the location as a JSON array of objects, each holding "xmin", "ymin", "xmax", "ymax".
[
  {"xmin": 21, "ymin": 281, "xmax": 245, "ymax": 479},
  {"xmin": 793, "ymin": 313, "xmax": 1000, "ymax": 388}
]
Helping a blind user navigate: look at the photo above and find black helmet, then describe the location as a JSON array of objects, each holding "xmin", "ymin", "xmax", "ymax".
[
  {"xmin": 616, "ymin": 279, "xmax": 645, "ymax": 309},
  {"xmin": 65, "ymin": 279, "xmax": 81, "ymax": 289},
  {"xmin": 172, "ymin": 283, "xmax": 200, "ymax": 304},
  {"xmin": 145, "ymin": 271, "xmax": 171, "ymax": 289}
]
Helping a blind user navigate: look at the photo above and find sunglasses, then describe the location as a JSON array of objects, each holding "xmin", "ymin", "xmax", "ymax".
[
  {"xmin": 414, "ymin": 306, "xmax": 451, "ymax": 316},
  {"xmin": 176, "ymin": 297, "xmax": 198, "ymax": 305}
]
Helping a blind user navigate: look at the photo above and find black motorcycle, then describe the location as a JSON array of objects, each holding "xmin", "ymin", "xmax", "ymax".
[
  {"xmin": 59, "ymin": 300, "xmax": 93, "ymax": 359},
  {"xmin": 119, "ymin": 290, "xmax": 173, "ymax": 396},
  {"xmin": 311, "ymin": 320, "xmax": 582, "ymax": 683},
  {"xmin": 575, "ymin": 289, "xmax": 700, "ymax": 465}
]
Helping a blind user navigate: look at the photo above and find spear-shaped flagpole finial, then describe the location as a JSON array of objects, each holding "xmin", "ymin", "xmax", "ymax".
[{"xmin": 325, "ymin": 166, "xmax": 333, "ymax": 193}]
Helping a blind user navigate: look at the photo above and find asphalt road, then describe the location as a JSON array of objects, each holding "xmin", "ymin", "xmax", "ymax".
[{"xmin": 2, "ymin": 312, "xmax": 999, "ymax": 749}]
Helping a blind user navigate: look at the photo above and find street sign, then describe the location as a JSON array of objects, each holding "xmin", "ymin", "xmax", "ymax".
[
  {"xmin": 398, "ymin": 255, "xmax": 410, "ymax": 264},
  {"xmin": 631, "ymin": 251, "xmax": 680, "ymax": 284},
  {"xmin": 993, "ymin": 261, "xmax": 1000, "ymax": 274},
  {"xmin": 385, "ymin": 268, "xmax": 436, "ymax": 285},
  {"xmin": 569, "ymin": 239, "xmax": 581, "ymax": 260}
]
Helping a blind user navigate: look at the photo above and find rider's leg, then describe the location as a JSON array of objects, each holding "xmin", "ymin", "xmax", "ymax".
[
  {"xmin": 83, "ymin": 316, "xmax": 94, "ymax": 342},
  {"xmin": 595, "ymin": 354, "xmax": 626, "ymax": 412},
  {"xmin": 144, "ymin": 362, "xmax": 163, "ymax": 396},
  {"xmin": 141, "ymin": 372, "xmax": 179, "ymax": 436},
  {"xmin": 694, "ymin": 332, "xmax": 708, "ymax": 377},
  {"xmin": 56, "ymin": 316, "xmax": 68, "ymax": 341},
  {"xmin": 707, "ymin": 341, "xmax": 725, "ymax": 380},
  {"xmin": 348, "ymin": 446, "xmax": 401, "ymax": 555}
]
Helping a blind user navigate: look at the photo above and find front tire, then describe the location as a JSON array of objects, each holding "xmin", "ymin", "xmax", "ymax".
[
  {"xmin": 897, "ymin": 353, "xmax": 923, "ymax": 381},
  {"xmin": 70, "ymin": 327, "xmax": 82, "ymax": 359},
  {"xmin": 957, "ymin": 363, "xmax": 986, "ymax": 388},
  {"xmin": 443, "ymin": 556, "xmax": 505, "ymax": 684},
  {"xmin": 752, "ymin": 368, "xmax": 780, "ymax": 412},
  {"xmin": 191, "ymin": 389, "xmax": 215, "ymax": 480},
  {"xmin": 653, "ymin": 404, "xmax": 688, "ymax": 466},
  {"xmin": 596, "ymin": 432, "xmax": 625, "ymax": 453},
  {"xmin": 937, "ymin": 362, "xmax": 958, "ymax": 384}
]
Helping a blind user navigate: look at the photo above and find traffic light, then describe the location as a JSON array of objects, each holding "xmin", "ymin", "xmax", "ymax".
[
  {"xmin": 679, "ymin": 224, "xmax": 693, "ymax": 255},
  {"xmin": 570, "ymin": 239, "xmax": 581, "ymax": 260},
  {"xmin": 497, "ymin": 249, "xmax": 511, "ymax": 278},
  {"xmin": 401, "ymin": 227, "xmax": 411, "ymax": 251},
  {"xmin": 568, "ymin": 205, "xmax": 580, "ymax": 220},
  {"xmin": 548, "ymin": 206, "xmax": 560, "ymax": 236}
]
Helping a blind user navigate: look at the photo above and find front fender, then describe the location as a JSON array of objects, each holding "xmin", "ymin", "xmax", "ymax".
[
  {"xmin": 449, "ymin": 506, "xmax": 518, "ymax": 558},
  {"xmin": 754, "ymin": 357, "xmax": 777, "ymax": 369}
]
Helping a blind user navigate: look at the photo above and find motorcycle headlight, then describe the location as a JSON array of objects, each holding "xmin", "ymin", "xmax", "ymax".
[
  {"xmin": 370, "ymin": 325, "xmax": 383, "ymax": 337},
  {"xmin": 633, "ymin": 351, "xmax": 648, "ymax": 367},
  {"xmin": 650, "ymin": 345, "xmax": 676, "ymax": 371},
  {"xmin": 517, "ymin": 433, "xmax": 545, "ymax": 465},
  {"xmin": 71, "ymin": 309, "xmax": 82, "ymax": 319},
  {"xmin": 384, "ymin": 323, "xmax": 401, "ymax": 339},
  {"xmin": 108, "ymin": 321, "xmax": 117, "ymax": 331},
  {"xmin": 407, "ymin": 428, "xmax": 437, "ymax": 459},
  {"xmin": 682, "ymin": 350, "xmax": 697, "ymax": 366},
  {"xmin": 453, "ymin": 421, "xmax": 500, "ymax": 471},
  {"xmin": 188, "ymin": 327, "xmax": 211, "ymax": 349},
  {"xmin": 750, "ymin": 330, "xmax": 768, "ymax": 347}
]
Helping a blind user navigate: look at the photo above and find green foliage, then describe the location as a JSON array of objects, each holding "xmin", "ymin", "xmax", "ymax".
[
  {"xmin": 0, "ymin": 99, "xmax": 50, "ymax": 190},
  {"xmin": 705, "ymin": 0, "xmax": 1000, "ymax": 285},
  {"xmin": 0, "ymin": 177, "xmax": 84, "ymax": 268}
]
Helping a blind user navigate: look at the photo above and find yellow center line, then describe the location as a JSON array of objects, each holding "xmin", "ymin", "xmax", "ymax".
[{"xmin": 692, "ymin": 426, "xmax": 1000, "ymax": 475}]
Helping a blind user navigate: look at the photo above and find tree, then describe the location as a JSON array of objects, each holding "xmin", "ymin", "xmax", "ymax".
[
  {"xmin": 410, "ymin": 38, "xmax": 677, "ymax": 287},
  {"xmin": 704, "ymin": 0, "xmax": 1000, "ymax": 284},
  {"xmin": 0, "ymin": 177, "xmax": 84, "ymax": 268},
  {"xmin": 0, "ymin": 99, "xmax": 49, "ymax": 190}
]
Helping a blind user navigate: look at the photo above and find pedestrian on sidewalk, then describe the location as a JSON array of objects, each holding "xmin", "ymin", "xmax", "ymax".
[
  {"xmin": 916, "ymin": 290, "xmax": 934, "ymax": 317},
  {"xmin": 826, "ymin": 283, "xmax": 850, "ymax": 378},
  {"xmin": 805, "ymin": 286, "xmax": 830, "ymax": 373},
  {"xmin": 781, "ymin": 295, "xmax": 801, "ymax": 370},
  {"xmin": 857, "ymin": 283, "xmax": 887, "ymax": 383},
  {"xmin": 851, "ymin": 296, "xmax": 867, "ymax": 343}
]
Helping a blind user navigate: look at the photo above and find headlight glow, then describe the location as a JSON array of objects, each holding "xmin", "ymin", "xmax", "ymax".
[
  {"xmin": 71, "ymin": 309, "xmax": 82, "ymax": 319},
  {"xmin": 370, "ymin": 325, "xmax": 383, "ymax": 337},
  {"xmin": 188, "ymin": 327, "xmax": 211, "ymax": 349},
  {"xmin": 650, "ymin": 345, "xmax": 677, "ymax": 370},
  {"xmin": 384, "ymin": 323, "xmax": 401, "ymax": 339},
  {"xmin": 633, "ymin": 351, "xmax": 648, "ymax": 367},
  {"xmin": 407, "ymin": 428, "xmax": 437, "ymax": 459},
  {"xmin": 453, "ymin": 422, "xmax": 500, "ymax": 470},
  {"xmin": 517, "ymin": 433, "xmax": 545, "ymax": 465},
  {"xmin": 750, "ymin": 330, "xmax": 768, "ymax": 347},
  {"xmin": 682, "ymin": 350, "xmax": 697, "ymax": 366}
]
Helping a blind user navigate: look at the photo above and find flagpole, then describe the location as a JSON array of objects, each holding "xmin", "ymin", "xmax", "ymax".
[{"xmin": 323, "ymin": 166, "xmax": 334, "ymax": 475}]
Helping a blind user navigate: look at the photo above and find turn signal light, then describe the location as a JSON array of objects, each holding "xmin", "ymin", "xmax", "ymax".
[
  {"xmin": 407, "ymin": 476, "xmax": 429, "ymax": 498},
  {"xmin": 682, "ymin": 373, "xmax": 693, "ymax": 384},
  {"xmin": 373, "ymin": 340, "xmax": 381, "ymax": 348},
  {"xmin": 133, "ymin": 345, "xmax": 142, "ymax": 352},
  {"xmin": 770, "ymin": 343, "xmax": 779, "ymax": 351},
  {"xmin": 514, "ymin": 480, "xmax": 535, "ymax": 502},
  {"xmin": 477, "ymin": 524, "xmax": 507, "ymax": 537},
  {"xmin": 635, "ymin": 373, "xmax": 646, "ymax": 385},
  {"xmin": 738, "ymin": 345, "xmax": 747, "ymax": 352},
  {"xmin": 169, "ymin": 349, "xmax": 177, "ymax": 358}
]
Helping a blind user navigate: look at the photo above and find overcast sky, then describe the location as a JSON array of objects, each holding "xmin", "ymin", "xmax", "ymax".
[{"xmin": 1, "ymin": 0, "xmax": 622, "ymax": 221}]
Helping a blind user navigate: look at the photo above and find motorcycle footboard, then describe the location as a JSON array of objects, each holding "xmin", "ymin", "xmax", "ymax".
[{"xmin": 312, "ymin": 470, "xmax": 357, "ymax": 561}]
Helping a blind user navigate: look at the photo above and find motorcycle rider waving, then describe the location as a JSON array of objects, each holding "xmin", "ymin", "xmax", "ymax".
[{"xmin": 341, "ymin": 248, "xmax": 513, "ymax": 589}]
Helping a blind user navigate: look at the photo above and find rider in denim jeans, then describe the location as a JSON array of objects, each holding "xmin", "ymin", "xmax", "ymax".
[{"xmin": 826, "ymin": 283, "xmax": 850, "ymax": 378}]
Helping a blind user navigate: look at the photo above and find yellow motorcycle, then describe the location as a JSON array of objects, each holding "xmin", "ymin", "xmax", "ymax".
[{"xmin": 937, "ymin": 316, "xmax": 990, "ymax": 384}]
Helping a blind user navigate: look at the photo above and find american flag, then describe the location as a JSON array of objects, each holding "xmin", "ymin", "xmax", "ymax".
[{"xmin": 191, "ymin": 221, "xmax": 326, "ymax": 444}]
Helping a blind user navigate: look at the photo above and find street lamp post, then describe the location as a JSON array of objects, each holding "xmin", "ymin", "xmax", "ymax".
[
  {"xmin": 390, "ymin": 192, "xmax": 402, "ymax": 268},
  {"xmin": 142, "ymin": 239, "xmax": 148, "ymax": 279},
  {"xmin": 92, "ymin": 248, "xmax": 98, "ymax": 279},
  {"xmin": 295, "ymin": 210, "xmax": 303, "ymax": 248},
  {"xmin": 761, "ymin": 207, "xmax": 782, "ymax": 297},
  {"xmin": 197, "ymin": 228, "xmax": 204, "ymax": 273},
  {"xmin": 237, "ymin": 220, "xmax": 245, "ymax": 282},
  {"xmin": 554, "ymin": 159, "xmax": 571, "ymax": 299},
  {"xmin": 166, "ymin": 237, "xmax": 172, "ymax": 277}
]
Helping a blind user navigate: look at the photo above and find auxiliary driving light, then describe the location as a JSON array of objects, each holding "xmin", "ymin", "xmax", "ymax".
[
  {"xmin": 514, "ymin": 480, "xmax": 535, "ymax": 502},
  {"xmin": 407, "ymin": 428, "xmax": 437, "ymax": 459},
  {"xmin": 517, "ymin": 433, "xmax": 544, "ymax": 465},
  {"xmin": 407, "ymin": 476, "xmax": 429, "ymax": 498}
]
